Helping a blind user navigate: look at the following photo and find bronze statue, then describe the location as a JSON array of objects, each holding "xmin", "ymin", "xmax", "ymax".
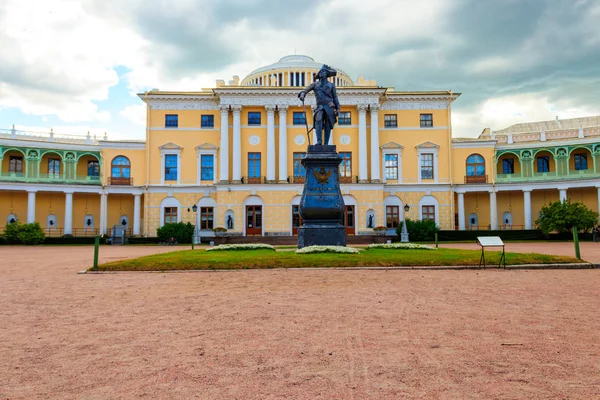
[{"xmin": 298, "ymin": 65, "xmax": 340, "ymax": 145}]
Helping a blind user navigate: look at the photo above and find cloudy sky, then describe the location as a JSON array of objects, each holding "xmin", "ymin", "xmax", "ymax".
[{"xmin": 1, "ymin": 0, "xmax": 598, "ymax": 140}]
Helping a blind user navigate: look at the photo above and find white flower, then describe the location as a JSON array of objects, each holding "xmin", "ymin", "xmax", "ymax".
[
  {"xmin": 296, "ymin": 245, "xmax": 360, "ymax": 254},
  {"xmin": 367, "ymin": 243, "xmax": 435, "ymax": 250},
  {"xmin": 206, "ymin": 244, "xmax": 275, "ymax": 252}
]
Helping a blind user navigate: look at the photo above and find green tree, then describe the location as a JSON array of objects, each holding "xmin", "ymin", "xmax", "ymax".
[
  {"xmin": 536, "ymin": 200, "xmax": 598, "ymax": 235},
  {"xmin": 156, "ymin": 222, "xmax": 195, "ymax": 244},
  {"xmin": 2, "ymin": 221, "xmax": 21, "ymax": 243},
  {"xmin": 17, "ymin": 222, "xmax": 46, "ymax": 245},
  {"xmin": 396, "ymin": 219, "xmax": 440, "ymax": 241}
]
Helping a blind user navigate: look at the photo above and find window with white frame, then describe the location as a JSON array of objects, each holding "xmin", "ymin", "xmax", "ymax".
[
  {"xmin": 160, "ymin": 143, "xmax": 182, "ymax": 184},
  {"xmin": 416, "ymin": 143, "xmax": 439, "ymax": 183},
  {"xmin": 384, "ymin": 154, "xmax": 398, "ymax": 180},
  {"xmin": 421, "ymin": 154, "xmax": 433, "ymax": 179}
]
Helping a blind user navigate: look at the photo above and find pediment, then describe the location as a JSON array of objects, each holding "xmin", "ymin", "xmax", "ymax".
[
  {"xmin": 380, "ymin": 141, "xmax": 403, "ymax": 149},
  {"xmin": 159, "ymin": 142, "xmax": 183, "ymax": 150},
  {"xmin": 195, "ymin": 143, "xmax": 219, "ymax": 150},
  {"xmin": 415, "ymin": 141, "xmax": 440, "ymax": 149}
]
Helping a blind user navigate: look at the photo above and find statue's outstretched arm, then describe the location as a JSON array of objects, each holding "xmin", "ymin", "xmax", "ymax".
[{"xmin": 298, "ymin": 83, "xmax": 316, "ymax": 101}]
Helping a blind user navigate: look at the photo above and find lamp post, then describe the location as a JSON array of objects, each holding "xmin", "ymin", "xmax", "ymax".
[
  {"xmin": 401, "ymin": 204, "xmax": 410, "ymax": 243},
  {"xmin": 191, "ymin": 204, "xmax": 198, "ymax": 249}
]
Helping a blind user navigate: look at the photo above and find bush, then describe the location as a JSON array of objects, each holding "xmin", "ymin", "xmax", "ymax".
[
  {"xmin": 536, "ymin": 200, "xmax": 598, "ymax": 235},
  {"xmin": 2, "ymin": 222, "xmax": 21, "ymax": 243},
  {"xmin": 1, "ymin": 222, "xmax": 45, "ymax": 245},
  {"xmin": 396, "ymin": 219, "xmax": 440, "ymax": 241},
  {"xmin": 156, "ymin": 222, "xmax": 195, "ymax": 244}
]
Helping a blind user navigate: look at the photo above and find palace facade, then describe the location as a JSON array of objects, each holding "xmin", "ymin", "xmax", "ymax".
[{"xmin": 1, "ymin": 55, "xmax": 599, "ymax": 239}]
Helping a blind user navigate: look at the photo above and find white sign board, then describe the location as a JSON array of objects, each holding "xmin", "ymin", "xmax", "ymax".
[{"xmin": 477, "ymin": 236, "xmax": 504, "ymax": 247}]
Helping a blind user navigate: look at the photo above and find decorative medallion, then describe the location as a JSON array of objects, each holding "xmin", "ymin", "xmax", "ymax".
[
  {"xmin": 294, "ymin": 135, "xmax": 306, "ymax": 145},
  {"xmin": 249, "ymin": 135, "xmax": 260, "ymax": 145},
  {"xmin": 313, "ymin": 166, "xmax": 332, "ymax": 185},
  {"xmin": 340, "ymin": 135, "xmax": 351, "ymax": 145}
]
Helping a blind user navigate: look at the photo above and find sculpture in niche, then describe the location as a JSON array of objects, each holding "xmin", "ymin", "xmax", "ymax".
[
  {"xmin": 368, "ymin": 214, "xmax": 374, "ymax": 228},
  {"xmin": 227, "ymin": 215, "xmax": 234, "ymax": 230}
]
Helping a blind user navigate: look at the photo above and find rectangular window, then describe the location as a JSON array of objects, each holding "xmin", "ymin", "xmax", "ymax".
[
  {"xmin": 48, "ymin": 158, "xmax": 61, "ymax": 176},
  {"xmin": 87, "ymin": 161, "xmax": 100, "ymax": 177},
  {"xmin": 385, "ymin": 154, "xmax": 398, "ymax": 180},
  {"xmin": 293, "ymin": 112, "xmax": 306, "ymax": 125},
  {"xmin": 200, "ymin": 207, "xmax": 214, "ymax": 230},
  {"xmin": 339, "ymin": 152, "xmax": 352, "ymax": 182},
  {"xmin": 248, "ymin": 112, "xmax": 261, "ymax": 125},
  {"xmin": 537, "ymin": 156, "xmax": 550, "ymax": 173},
  {"xmin": 165, "ymin": 114, "xmax": 178, "ymax": 128},
  {"xmin": 503, "ymin": 158, "xmax": 514, "ymax": 174},
  {"xmin": 9, "ymin": 156, "xmax": 23, "ymax": 173},
  {"xmin": 386, "ymin": 206, "xmax": 400, "ymax": 229},
  {"xmin": 200, "ymin": 155, "xmax": 214, "ymax": 181},
  {"xmin": 338, "ymin": 111, "xmax": 351, "ymax": 125},
  {"xmin": 164, "ymin": 207, "xmax": 177, "ymax": 224},
  {"xmin": 420, "ymin": 113, "xmax": 433, "ymax": 127},
  {"xmin": 574, "ymin": 154, "xmax": 588, "ymax": 170},
  {"xmin": 421, "ymin": 153, "xmax": 434, "ymax": 179},
  {"xmin": 422, "ymin": 206, "xmax": 435, "ymax": 221},
  {"xmin": 201, "ymin": 115, "xmax": 214, "ymax": 128},
  {"xmin": 248, "ymin": 152, "xmax": 261, "ymax": 178},
  {"xmin": 384, "ymin": 114, "xmax": 397, "ymax": 128},
  {"xmin": 164, "ymin": 154, "xmax": 178, "ymax": 181},
  {"xmin": 293, "ymin": 152, "xmax": 306, "ymax": 178}
]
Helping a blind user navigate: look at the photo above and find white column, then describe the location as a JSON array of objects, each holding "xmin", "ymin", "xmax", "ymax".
[
  {"xmin": 266, "ymin": 105, "xmax": 276, "ymax": 181},
  {"xmin": 370, "ymin": 105, "xmax": 380, "ymax": 181},
  {"xmin": 358, "ymin": 105, "xmax": 368, "ymax": 182},
  {"xmin": 27, "ymin": 190, "xmax": 36, "ymax": 223},
  {"xmin": 457, "ymin": 192, "xmax": 465, "ymax": 231},
  {"xmin": 100, "ymin": 193, "xmax": 107, "ymax": 235},
  {"xmin": 489, "ymin": 190, "xmax": 497, "ymax": 230},
  {"xmin": 232, "ymin": 106, "xmax": 242, "ymax": 182},
  {"xmin": 219, "ymin": 106, "xmax": 229, "ymax": 182},
  {"xmin": 523, "ymin": 189, "xmax": 532, "ymax": 229},
  {"xmin": 64, "ymin": 191, "xmax": 73, "ymax": 235},
  {"xmin": 559, "ymin": 188, "xmax": 567, "ymax": 202},
  {"xmin": 133, "ymin": 194, "xmax": 141, "ymax": 235},
  {"xmin": 278, "ymin": 106, "xmax": 288, "ymax": 182}
]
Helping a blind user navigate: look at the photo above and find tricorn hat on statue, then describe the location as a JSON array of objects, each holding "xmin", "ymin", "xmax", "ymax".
[{"xmin": 318, "ymin": 64, "xmax": 337, "ymax": 78}]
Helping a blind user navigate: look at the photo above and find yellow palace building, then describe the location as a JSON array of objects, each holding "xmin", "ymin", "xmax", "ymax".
[{"xmin": 2, "ymin": 55, "xmax": 600, "ymax": 239}]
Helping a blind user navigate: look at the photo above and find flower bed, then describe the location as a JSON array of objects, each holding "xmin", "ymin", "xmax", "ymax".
[
  {"xmin": 206, "ymin": 244, "xmax": 275, "ymax": 252},
  {"xmin": 296, "ymin": 245, "xmax": 360, "ymax": 254},
  {"xmin": 367, "ymin": 243, "xmax": 435, "ymax": 250}
]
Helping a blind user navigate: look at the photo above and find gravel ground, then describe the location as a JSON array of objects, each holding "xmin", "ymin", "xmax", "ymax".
[{"xmin": 1, "ymin": 245, "xmax": 599, "ymax": 399}]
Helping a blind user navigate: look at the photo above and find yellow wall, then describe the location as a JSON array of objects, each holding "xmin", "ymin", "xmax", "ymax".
[
  {"xmin": 2, "ymin": 150, "xmax": 27, "ymax": 173},
  {"xmin": 452, "ymin": 147, "xmax": 495, "ymax": 183},
  {"xmin": 1, "ymin": 191, "xmax": 27, "ymax": 224},
  {"xmin": 101, "ymin": 149, "xmax": 146, "ymax": 186}
]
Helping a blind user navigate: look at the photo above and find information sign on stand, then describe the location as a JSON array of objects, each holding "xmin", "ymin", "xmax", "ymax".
[{"xmin": 477, "ymin": 236, "xmax": 506, "ymax": 268}]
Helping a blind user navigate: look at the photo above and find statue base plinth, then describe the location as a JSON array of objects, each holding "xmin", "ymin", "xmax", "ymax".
[
  {"xmin": 297, "ymin": 144, "xmax": 346, "ymax": 248},
  {"xmin": 298, "ymin": 224, "xmax": 346, "ymax": 248}
]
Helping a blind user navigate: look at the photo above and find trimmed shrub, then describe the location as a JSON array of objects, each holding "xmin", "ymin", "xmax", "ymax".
[
  {"xmin": 2, "ymin": 222, "xmax": 21, "ymax": 244},
  {"xmin": 1, "ymin": 222, "xmax": 45, "ymax": 245},
  {"xmin": 17, "ymin": 222, "xmax": 46, "ymax": 245},
  {"xmin": 156, "ymin": 222, "xmax": 195, "ymax": 244},
  {"xmin": 396, "ymin": 219, "xmax": 440, "ymax": 242}
]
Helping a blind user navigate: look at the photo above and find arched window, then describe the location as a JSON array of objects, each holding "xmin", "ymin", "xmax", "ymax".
[
  {"xmin": 466, "ymin": 154, "xmax": 486, "ymax": 183},
  {"xmin": 111, "ymin": 156, "xmax": 131, "ymax": 185}
]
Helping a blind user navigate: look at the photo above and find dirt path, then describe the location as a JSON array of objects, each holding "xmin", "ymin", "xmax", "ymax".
[{"xmin": 0, "ymin": 245, "xmax": 599, "ymax": 399}]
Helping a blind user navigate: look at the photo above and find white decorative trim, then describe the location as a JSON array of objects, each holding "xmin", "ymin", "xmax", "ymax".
[
  {"xmin": 159, "ymin": 142, "xmax": 183, "ymax": 150},
  {"xmin": 380, "ymin": 126, "xmax": 449, "ymax": 131},
  {"xmin": 340, "ymin": 134, "xmax": 351, "ymax": 145},
  {"xmin": 452, "ymin": 140, "xmax": 496, "ymax": 148},
  {"xmin": 382, "ymin": 145, "xmax": 403, "ymax": 183},
  {"xmin": 417, "ymin": 143, "xmax": 439, "ymax": 184},
  {"xmin": 159, "ymin": 196, "xmax": 182, "ymax": 227},
  {"xmin": 160, "ymin": 146, "xmax": 181, "ymax": 185},
  {"xmin": 294, "ymin": 135, "xmax": 306, "ymax": 145},
  {"xmin": 147, "ymin": 100, "xmax": 219, "ymax": 111},
  {"xmin": 418, "ymin": 195, "xmax": 440, "ymax": 225},
  {"xmin": 249, "ymin": 135, "xmax": 261, "ymax": 145},
  {"xmin": 380, "ymin": 101, "xmax": 447, "ymax": 110},
  {"xmin": 196, "ymin": 144, "xmax": 218, "ymax": 184}
]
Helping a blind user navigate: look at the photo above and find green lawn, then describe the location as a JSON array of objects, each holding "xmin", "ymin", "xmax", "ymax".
[{"xmin": 90, "ymin": 248, "xmax": 581, "ymax": 271}]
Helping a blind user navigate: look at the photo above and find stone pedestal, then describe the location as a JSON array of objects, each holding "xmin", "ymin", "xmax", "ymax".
[{"xmin": 298, "ymin": 145, "xmax": 346, "ymax": 248}]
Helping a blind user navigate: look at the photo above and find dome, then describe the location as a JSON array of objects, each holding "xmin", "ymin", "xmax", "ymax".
[{"xmin": 241, "ymin": 55, "xmax": 354, "ymax": 87}]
